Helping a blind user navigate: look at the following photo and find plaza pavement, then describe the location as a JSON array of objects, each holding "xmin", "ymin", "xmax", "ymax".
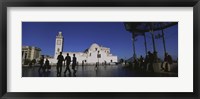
[{"xmin": 22, "ymin": 65, "xmax": 178, "ymax": 77}]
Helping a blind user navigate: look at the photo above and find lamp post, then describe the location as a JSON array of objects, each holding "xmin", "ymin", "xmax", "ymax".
[{"xmin": 97, "ymin": 51, "xmax": 100, "ymax": 66}]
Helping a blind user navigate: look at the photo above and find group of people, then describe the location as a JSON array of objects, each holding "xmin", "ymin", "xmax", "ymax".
[
  {"xmin": 57, "ymin": 52, "xmax": 77, "ymax": 76},
  {"xmin": 38, "ymin": 55, "xmax": 50, "ymax": 72},
  {"xmin": 132, "ymin": 51, "xmax": 173, "ymax": 72},
  {"xmin": 37, "ymin": 52, "xmax": 77, "ymax": 76},
  {"xmin": 161, "ymin": 52, "xmax": 173, "ymax": 71}
]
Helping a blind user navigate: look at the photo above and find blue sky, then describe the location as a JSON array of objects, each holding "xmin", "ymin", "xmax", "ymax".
[{"xmin": 22, "ymin": 22, "xmax": 178, "ymax": 60}]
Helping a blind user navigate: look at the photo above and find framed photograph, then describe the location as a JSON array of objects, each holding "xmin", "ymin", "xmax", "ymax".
[{"xmin": 0, "ymin": 0, "xmax": 199, "ymax": 99}]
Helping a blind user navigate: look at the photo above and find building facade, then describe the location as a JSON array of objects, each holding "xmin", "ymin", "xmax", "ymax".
[
  {"xmin": 22, "ymin": 46, "xmax": 41, "ymax": 64},
  {"xmin": 49, "ymin": 32, "xmax": 118, "ymax": 65}
]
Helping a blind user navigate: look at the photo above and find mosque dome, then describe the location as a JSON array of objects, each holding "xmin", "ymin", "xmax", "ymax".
[{"xmin": 89, "ymin": 43, "xmax": 100, "ymax": 50}]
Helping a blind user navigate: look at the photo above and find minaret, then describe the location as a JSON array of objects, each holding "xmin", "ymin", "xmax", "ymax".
[{"xmin": 54, "ymin": 31, "xmax": 64, "ymax": 58}]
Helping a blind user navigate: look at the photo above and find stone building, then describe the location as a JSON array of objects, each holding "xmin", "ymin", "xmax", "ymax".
[
  {"xmin": 49, "ymin": 32, "xmax": 118, "ymax": 65},
  {"xmin": 22, "ymin": 46, "xmax": 41, "ymax": 65}
]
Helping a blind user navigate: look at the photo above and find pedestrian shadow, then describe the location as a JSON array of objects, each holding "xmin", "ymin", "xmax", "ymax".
[
  {"xmin": 64, "ymin": 72, "xmax": 71, "ymax": 77},
  {"xmin": 64, "ymin": 71, "xmax": 77, "ymax": 77},
  {"xmin": 73, "ymin": 71, "xmax": 77, "ymax": 77},
  {"xmin": 95, "ymin": 67, "xmax": 98, "ymax": 77},
  {"xmin": 38, "ymin": 70, "xmax": 51, "ymax": 77}
]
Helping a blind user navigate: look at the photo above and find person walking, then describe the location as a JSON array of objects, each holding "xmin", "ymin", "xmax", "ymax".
[
  {"xmin": 72, "ymin": 54, "xmax": 77, "ymax": 74},
  {"xmin": 162, "ymin": 53, "xmax": 173, "ymax": 72},
  {"xmin": 64, "ymin": 53, "xmax": 71, "ymax": 74},
  {"xmin": 148, "ymin": 51, "xmax": 154, "ymax": 72},
  {"xmin": 45, "ymin": 58, "xmax": 50, "ymax": 72},
  {"xmin": 57, "ymin": 52, "xmax": 64, "ymax": 76},
  {"xmin": 38, "ymin": 55, "xmax": 44, "ymax": 72}
]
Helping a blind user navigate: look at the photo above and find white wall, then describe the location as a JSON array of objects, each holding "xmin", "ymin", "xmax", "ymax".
[{"xmin": 50, "ymin": 50, "xmax": 118, "ymax": 65}]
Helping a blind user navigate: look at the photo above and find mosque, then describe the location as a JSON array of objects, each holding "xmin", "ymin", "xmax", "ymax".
[{"xmin": 49, "ymin": 32, "xmax": 118, "ymax": 65}]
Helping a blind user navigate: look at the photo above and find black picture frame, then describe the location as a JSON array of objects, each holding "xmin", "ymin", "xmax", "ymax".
[{"xmin": 0, "ymin": 0, "xmax": 199, "ymax": 99}]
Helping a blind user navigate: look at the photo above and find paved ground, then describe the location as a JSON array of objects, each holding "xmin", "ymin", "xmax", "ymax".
[{"xmin": 22, "ymin": 65, "xmax": 178, "ymax": 77}]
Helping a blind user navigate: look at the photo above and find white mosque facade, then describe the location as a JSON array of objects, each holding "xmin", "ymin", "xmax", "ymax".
[{"xmin": 49, "ymin": 32, "xmax": 118, "ymax": 65}]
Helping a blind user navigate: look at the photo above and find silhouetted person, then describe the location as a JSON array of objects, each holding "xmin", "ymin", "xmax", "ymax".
[
  {"xmin": 134, "ymin": 58, "xmax": 140, "ymax": 70},
  {"xmin": 161, "ymin": 53, "xmax": 168, "ymax": 71},
  {"xmin": 153, "ymin": 51, "xmax": 158, "ymax": 62},
  {"xmin": 57, "ymin": 52, "xmax": 64, "ymax": 76},
  {"xmin": 139, "ymin": 55, "xmax": 144, "ymax": 69},
  {"xmin": 95, "ymin": 62, "xmax": 98, "ymax": 70},
  {"xmin": 164, "ymin": 53, "xmax": 172, "ymax": 64},
  {"xmin": 162, "ymin": 53, "xmax": 173, "ymax": 72},
  {"xmin": 29, "ymin": 61, "xmax": 32, "ymax": 67},
  {"xmin": 38, "ymin": 55, "xmax": 44, "ymax": 72},
  {"xmin": 64, "ymin": 53, "xmax": 71, "ymax": 74},
  {"xmin": 32, "ymin": 59, "xmax": 36, "ymax": 66},
  {"xmin": 148, "ymin": 51, "xmax": 154, "ymax": 72},
  {"xmin": 82, "ymin": 60, "xmax": 84, "ymax": 67},
  {"xmin": 45, "ymin": 58, "xmax": 50, "ymax": 72},
  {"xmin": 167, "ymin": 54, "xmax": 173, "ymax": 65},
  {"xmin": 144, "ymin": 55, "xmax": 148, "ymax": 70},
  {"xmin": 164, "ymin": 53, "xmax": 168, "ymax": 62},
  {"xmin": 85, "ymin": 60, "xmax": 87, "ymax": 65},
  {"xmin": 72, "ymin": 54, "xmax": 77, "ymax": 75}
]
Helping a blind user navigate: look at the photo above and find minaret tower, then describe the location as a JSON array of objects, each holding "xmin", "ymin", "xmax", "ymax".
[{"xmin": 54, "ymin": 31, "xmax": 64, "ymax": 58}]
